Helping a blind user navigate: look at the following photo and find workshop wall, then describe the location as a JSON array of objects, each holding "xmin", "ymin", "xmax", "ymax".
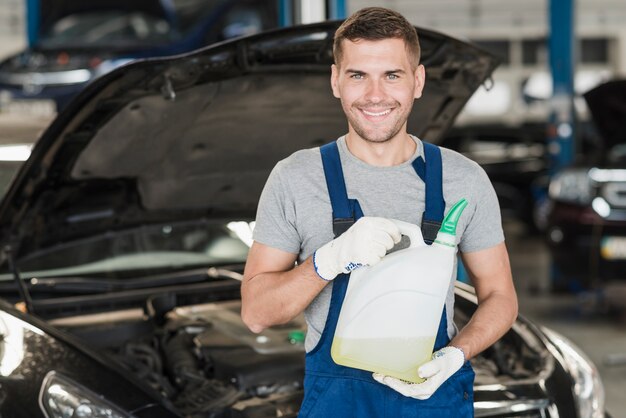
[{"xmin": 0, "ymin": 0, "xmax": 25, "ymax": 59}]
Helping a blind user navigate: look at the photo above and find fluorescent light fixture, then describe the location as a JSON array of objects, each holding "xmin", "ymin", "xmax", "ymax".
[
  {"xmin": 589, "ymin": 168, "xmax": 626, "ymax": 183},
  {"xmin": 0, "ymin": 144, "xmax": 32, "ymax": 161},
  {"xmin": 1, "ymin": 69, "xmax": 91, "ymax": 86}
]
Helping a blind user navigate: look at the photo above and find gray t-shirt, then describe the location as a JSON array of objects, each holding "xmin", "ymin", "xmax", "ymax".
[{"xmin": 253, "ymin": 136, "xmax": 504, "ymax": 352}]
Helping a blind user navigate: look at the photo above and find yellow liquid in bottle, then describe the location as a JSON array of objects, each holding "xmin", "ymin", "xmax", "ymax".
[{"xmin": 331, "ymin": 336, "xmax": 436, "ymax": 383}]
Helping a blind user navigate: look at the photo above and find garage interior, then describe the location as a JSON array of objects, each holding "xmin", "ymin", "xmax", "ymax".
[{"xmin": 0, "ymin": 0, "xmax": 625, "ymax": 417}]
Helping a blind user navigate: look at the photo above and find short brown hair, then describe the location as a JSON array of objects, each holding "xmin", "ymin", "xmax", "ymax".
[{"xmin": 333, "ymin": 7, "xmax": 421, "ymax": 69}]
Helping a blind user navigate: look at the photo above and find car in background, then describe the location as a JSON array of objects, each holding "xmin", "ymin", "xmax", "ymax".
[
  {"xmin": 546, "ymin": 79, "xmax": 626, "ymax": 296},
  {"xmin": 0, "ymin": 0, "xmax": 277, "ymax": 116},
  {"xmin": 441, "ymin": 123, "xmax": 548, "ymax": 231},
  {"xmin": 0, "ymin": 22, "xmax": 607, "ymax": 417}
]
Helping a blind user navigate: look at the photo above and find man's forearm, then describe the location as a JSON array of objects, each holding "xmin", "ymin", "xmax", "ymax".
[
  {"xmin": 448, "ymin": 290, "xmax": 518, "ymax": 360},
  {"xmin": 241, "ymin": 256, "xmax": 328, "ymax": 333},
  {"xmin": 242, "ymin": 218, "xmax": 402, "ymax": 333}
]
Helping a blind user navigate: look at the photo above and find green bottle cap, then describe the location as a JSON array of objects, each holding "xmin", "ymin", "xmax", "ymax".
[
  {"xmin": 439, "ymin": 199, "xmax": 468, "ymax": 236},
  {"xmin": 288, "ymin": 330, "xmax": 305, "ymax": 344}
]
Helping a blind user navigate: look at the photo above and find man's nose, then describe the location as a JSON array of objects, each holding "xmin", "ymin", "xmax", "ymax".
[{"xmin": 364, "ymin": 79, "xmax": 385, "ymax": 103}]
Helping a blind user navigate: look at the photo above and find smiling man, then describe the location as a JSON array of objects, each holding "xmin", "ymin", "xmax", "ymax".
[
  {"xmin": 241, "ymin": 7, "xmax": 518, "ymax": 417},
  {"xmin": 331, "ymin": 38, "xmax": 422, "ymax": 149}
]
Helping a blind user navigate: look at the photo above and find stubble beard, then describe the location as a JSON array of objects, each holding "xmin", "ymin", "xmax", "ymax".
[{"xmin": 346, "ymin": 100, "xmax": 411, "ymax": 144}]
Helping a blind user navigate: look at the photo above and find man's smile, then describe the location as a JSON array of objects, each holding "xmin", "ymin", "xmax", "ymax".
[
  {"xmin": 361, "ymin": 108, "xmax": 392, "ymax": 118},
  {"xmin": 345, "ymin": 100, "xmax": 407, "ymax": 143}
]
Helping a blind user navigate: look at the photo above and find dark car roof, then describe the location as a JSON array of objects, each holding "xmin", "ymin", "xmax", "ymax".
[{"xmin": 0, "ymin": 21, "xmax": 498, "ymax": 262}]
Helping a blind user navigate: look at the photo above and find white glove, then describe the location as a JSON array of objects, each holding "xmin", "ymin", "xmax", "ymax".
[
  {"xmin": 372, "ymin": 346, "xmax": 465, "ymax": 400},
  {"xmin": 313, "ymin": 217, "xmax": 401, "ymax": 281}
]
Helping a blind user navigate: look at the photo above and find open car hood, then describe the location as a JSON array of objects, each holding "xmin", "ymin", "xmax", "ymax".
[
  {"xmin": 0, "ymin": 21, "xmax": 498, "ymax": 262},
  {"xmin": 583, "ymin": 79, "xmax": 626, "ymax": 152}
]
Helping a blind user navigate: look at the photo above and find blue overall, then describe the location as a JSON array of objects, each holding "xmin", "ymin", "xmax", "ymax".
[{"xmin": 298, "ymin": 141, "xmax": 475, "ymax": 418}]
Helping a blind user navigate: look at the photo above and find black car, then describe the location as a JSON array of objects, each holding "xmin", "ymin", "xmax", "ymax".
[
  {"xmin": 546, "ymin": 80, "xmax": 626, "ymax": 296},
  {"xmin": 441, "ymin": 123, "xmax": 548, "ymax": 230},
  {"xmin": 0, "ymin": 22, "xmax": 606, "ymax": 417},
  {"xmin": 0, "ymin": 0, "xmax": 277, "ymax": 115}
]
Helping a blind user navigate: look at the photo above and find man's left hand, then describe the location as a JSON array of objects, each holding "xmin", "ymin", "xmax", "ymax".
[{"xmin": 372, "ymin": 346, "xmax": 464, "ymax": 400}]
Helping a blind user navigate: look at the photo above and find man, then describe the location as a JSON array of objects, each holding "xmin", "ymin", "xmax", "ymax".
[{"xmin": 241, "ymin": 7, "xmax": 518, "ymax": 417}]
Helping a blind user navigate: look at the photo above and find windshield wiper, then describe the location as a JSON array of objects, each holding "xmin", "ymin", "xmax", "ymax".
[{"xmin": 11, "ymin": 267, "xmax": 243, "ymax": 294}]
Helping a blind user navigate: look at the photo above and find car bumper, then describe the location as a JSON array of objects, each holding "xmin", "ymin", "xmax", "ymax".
[{"xmin": 0, "ymin": 82, "xmax": 88, "ymax": 113}]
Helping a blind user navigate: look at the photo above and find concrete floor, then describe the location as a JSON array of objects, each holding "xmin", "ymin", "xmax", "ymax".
[
  {"xmin": 505, "ymin": 220, "xmax": 626, "ymax": 418},
  {"xmin": 0, "ymin": 112, "xmax": 52, "ymax": 144}
]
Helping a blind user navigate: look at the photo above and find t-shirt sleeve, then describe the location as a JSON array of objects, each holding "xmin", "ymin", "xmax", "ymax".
[
  {"xmin": 458, "ymin": 165, "xmax": 505, "ymax": 253},
  {"xmin": 252, "ymin": 160, "xmax": 301, "ymax": 254}
]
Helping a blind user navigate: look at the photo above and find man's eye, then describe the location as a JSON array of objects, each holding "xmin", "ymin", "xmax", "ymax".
[
  {"xmin": 350, "ymin": 73, "xmax": 363, "ymax": 79},
  {"xmin": 387, "ymin": 74, "xmax": 399, "ymax": 80}
]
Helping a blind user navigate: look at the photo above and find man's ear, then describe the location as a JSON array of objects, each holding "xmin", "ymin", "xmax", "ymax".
[
  {"xmin": 331, "ymin": 64, "xmax": 341, "ymax": 99},
  {"xmin": 414, "ymin": 64, "xmax": 426, "ymax": 99}
]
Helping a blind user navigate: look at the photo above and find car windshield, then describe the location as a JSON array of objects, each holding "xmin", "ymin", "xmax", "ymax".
[
  {"xmin": 38, "ymin": 0, "xmax": 227, "ymax": 48},
  {"xmin": 39, "ymin": 11, "xmax": 174, "ymax": 48},
  {"xmin": 0, "ymin": 220, "xmax": 253, "ymax": 280}
]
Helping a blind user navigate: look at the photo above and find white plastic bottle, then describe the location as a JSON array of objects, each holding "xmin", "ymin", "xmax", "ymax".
[{"xmin": 331, "ymin": 199, "xmax": 468, "ymax": 383}]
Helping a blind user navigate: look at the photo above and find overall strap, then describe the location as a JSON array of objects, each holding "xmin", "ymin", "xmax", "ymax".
[
  {"xmin": 412, "ymin": 142, "xmax": 449, "ymax": 350},
  {"xmin": 320, "ymin": 141, "xmax": 361, "ymax": 237},
  {"xmin": 311, "ymin": 140, "xmax": 365, "ymax": 365},
  {"xmin": 321, "ymin": 140, "xmax": 445, "ymax": 242},
  {"xmin": 411, "ymin": 141, "xmax": 445, "ymax": 244}
]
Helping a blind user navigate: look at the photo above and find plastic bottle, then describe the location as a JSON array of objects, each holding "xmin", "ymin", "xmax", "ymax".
[{"xmin": 331, "ymin": 199, "xmax": 468, "ymax": 383}]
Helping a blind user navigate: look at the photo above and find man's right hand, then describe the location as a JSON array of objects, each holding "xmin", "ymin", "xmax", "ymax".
[{"xmin": 313, "ymin": 217, "xmax": 401, "ymax": 281}]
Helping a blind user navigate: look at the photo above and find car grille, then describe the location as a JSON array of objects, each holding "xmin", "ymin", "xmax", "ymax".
[{"xmin": 601, "ymin": 182, "xmax": 626, "ymax": 208}]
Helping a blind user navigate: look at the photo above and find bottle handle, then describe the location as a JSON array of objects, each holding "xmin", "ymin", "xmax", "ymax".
[{"xmin": 390, "ymin": 219, "xmax": 426, "ymax": 249}]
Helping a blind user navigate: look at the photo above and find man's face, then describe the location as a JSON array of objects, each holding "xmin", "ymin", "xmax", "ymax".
[{"xmin": 331, "ymin": 38, "xmax": 425, "ymax": 144}]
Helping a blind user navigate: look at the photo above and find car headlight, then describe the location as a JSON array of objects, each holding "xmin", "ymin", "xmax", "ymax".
[
  {"xmin": 39, "ymin": 371, "xmax": 132, "ymax": 418},
  {"xmin": 542, "ymin": 327, "xmax": 605, "ymax": 418},
  {"xmin": 548, "ymin": 168, "xmax": 594, "ymax": 204}
]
